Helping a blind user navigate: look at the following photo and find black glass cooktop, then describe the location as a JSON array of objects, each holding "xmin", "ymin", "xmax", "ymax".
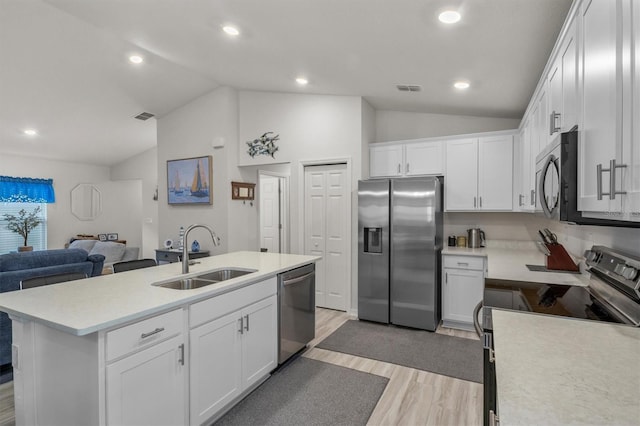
[{"xmin": 482, "ymin": 280, "xmax": 624, "ymax": 331}]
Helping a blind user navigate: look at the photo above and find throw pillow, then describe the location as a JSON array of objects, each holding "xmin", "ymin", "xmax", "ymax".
[
  {"xmin": 68, "ymin": 239, "xmax": 98, "ymax": 253},
  {"xmin": 89, "ymin": 241, "xmax": 126, "ymax": 264}
]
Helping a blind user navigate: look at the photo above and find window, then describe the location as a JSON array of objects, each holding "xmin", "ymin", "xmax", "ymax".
[{"xmin": 0, "ymin": 203, "xmax": 48, "ymax": 254}]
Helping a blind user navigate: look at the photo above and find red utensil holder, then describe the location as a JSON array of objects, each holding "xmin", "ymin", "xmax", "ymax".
[{"xmin": 545, "ymin": 243, "xmax": 579, "ymax": 272}]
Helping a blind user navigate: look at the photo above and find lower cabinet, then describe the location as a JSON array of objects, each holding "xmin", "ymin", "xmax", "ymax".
[
  {"xmin": 189, "ymin": 294, "xmax": 277, "ymax": 425},
  {"xmin": 106, "ymin": 334, "xmax": 187, "ymax": 426},
  {"xmin": 442, "ymin": 255, "xmax": 485, "ymax": 331}
]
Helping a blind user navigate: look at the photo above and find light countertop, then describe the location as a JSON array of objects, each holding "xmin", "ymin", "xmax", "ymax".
[
  {"xmin": 442, "ymin": 243, "xmax": 590, "ymax": 287},
  {"xmin": 0, "ymin": 251, "xmax": 319, "ymax": 336},
  {"xmin": 492, "ymin": 309, "xmax": 640, "ymax": 425}
]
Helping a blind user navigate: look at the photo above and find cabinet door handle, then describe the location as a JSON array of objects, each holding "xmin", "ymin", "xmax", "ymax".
[
  {"xmin": 397, "ymin": 163, "xmax": 401, "ymax": 174},
  {"xmin": 518, "ymin": 194, "xmax": 524, "ymax": 207},
  {"xmin": 141, "ymin": 327, "xmax": 164, "ymax": 339},
  {"xmin": 530, "ymin": 189, "xmax": 535, "ymax": 206},
  {"xmin": 479, "ymin": 196, "xmax": 483, "ymax": 208},
  {"xmin": 445, "ymin": 272, "xmax": 448, "ymax": 284},
  {"xmin": 549, "ymin": 111, "xmax": 561, "ymax": 135},
  {"xmin": 473, "ymin": 197, "xmax": 477, "ymax": 208},
  {"xmin": 178, "ymin": 343, "xmax": 185, "ymax": 366},
  {"xmin": 597, "ymin": 161, "xmax": 627, "ymax": 200},
  {"xmin": 244, "ymin": 314, "xmax": 250, "ymax": 332},
  {"xmin": 406, "ymin": 163, "xmax": 410, "ymax": 174},
  {"xmin": 238, "ymin": 317, "xmax": 244, "ymax": 334}
]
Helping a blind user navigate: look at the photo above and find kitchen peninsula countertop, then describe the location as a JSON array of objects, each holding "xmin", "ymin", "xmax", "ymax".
[
  {"xmin": 492, "ymin": 309, "xmax": 640, "ymax": 425},
  {"xmin": 442, "ymin": 242, "xmax": 590, "ymax": 286},
  {"xmin": 0, "ymin": 251, "xmax": 319, "ymax": 336}
]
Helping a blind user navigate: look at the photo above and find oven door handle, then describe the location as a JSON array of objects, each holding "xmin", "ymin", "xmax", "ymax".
[{"xmin": 473, "ymin": 300, "xmax": 483, "ymax": 338}]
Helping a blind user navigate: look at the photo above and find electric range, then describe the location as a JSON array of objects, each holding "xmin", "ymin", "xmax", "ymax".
[{"xmin": 479, "ymin": 245, "xmax": 640, "ymax": 425}]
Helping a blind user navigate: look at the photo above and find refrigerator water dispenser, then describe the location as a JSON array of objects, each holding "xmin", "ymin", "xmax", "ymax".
[{"xmin": 364, "ymin": 227, "xmax": 383, "ymax": 253}]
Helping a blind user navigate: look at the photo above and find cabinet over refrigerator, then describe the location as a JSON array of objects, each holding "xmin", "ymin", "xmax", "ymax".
[{"xmin": 358, "ymin": 177, "xmax": 443, "ymax": 331}]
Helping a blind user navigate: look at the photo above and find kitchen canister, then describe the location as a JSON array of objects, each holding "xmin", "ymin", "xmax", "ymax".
[
  {"xmin": 448, "ymin": 236, "xmax": 457, "ymax": 247},
  {"xmin": 456, "ymin": 236, "xmax": 467, "ymax": 247}
]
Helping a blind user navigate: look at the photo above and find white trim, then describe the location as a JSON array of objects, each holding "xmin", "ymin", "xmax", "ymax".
[
  {"xmin": 298, "ymin": 157, "xmax": 352, "ymax": 313},
  {"xmin": 372, "ymin": 128, "xmax": 518, "ymax": 147}
]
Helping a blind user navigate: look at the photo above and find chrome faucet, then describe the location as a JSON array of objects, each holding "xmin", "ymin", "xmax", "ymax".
[{"xmin": 182, "ymin": 224, "xmax": 221, "ymax": 274}]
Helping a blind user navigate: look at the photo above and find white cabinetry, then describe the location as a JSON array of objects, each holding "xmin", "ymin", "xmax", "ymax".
[
  {"xmin": 548, "ymin": 17, "xmax": 578, "ymax": 137},
  {"xmin": 105, "ymin": 308, "xmax": 186, "ymax": 426},
  {"xmin": 370, "ymin": 140, "xmax": 443, "ymax": 177},
  {"xmin": 445, "ymin": 135, "xmax": 513, "ymax": 211},
  {"xmin": 577, "ymin": 0, "xmax": 640, "ymax": 222},
  {"xmin": 370, "ymin": 144, "xmax": 404, "ymax": 177},
  {"xmin": 106, "ymin": 335, "xmax": 186, "ymax": 426},
  {"xmin": 189, "ymin": 278, "xmax": 277, "ymax": 425},
  {"xmin": 442, "ymin": 255, "xmax": 485, "ymax": 331}
]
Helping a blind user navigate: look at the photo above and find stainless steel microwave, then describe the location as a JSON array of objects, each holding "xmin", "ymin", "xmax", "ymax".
[{"xmin": 536, "ymin": 128, "xmax": 640, "ymax": 228}]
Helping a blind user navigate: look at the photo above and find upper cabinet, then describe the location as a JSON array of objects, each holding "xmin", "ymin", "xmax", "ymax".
[
  {"xmin": 577, "ymin": 0, "xmax": 639, "ymax": 222},
  {"xmin": 445, "ymin": 135, "xmax": 514, "ymax": 211},
  {"xmin": 548, "ymin": 17, "xmax": 578, "ymax": 137},
  {"xmin": 370, "ymin": 140, "xmax": 443, "ymax": 178},
  {"xmin": 518, "ymin": 0, "xmax": 639, "ymax": 223}
]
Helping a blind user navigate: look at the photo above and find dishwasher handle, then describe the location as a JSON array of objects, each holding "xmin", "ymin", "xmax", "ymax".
[{"xmin": 282, "ymin": 271, "xmax": 314, "ymax": 287}]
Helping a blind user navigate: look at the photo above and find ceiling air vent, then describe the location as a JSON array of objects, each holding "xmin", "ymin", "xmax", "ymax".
[
  {"xmin": 396, "ymin": 85, "xmax": 422, "ymax": 92},
  {"xmin": 134, "ymin": 112, "xmax": 155, "ymax": 121}
]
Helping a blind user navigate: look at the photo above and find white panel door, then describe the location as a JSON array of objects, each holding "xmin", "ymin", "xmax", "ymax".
[
  {"xmin": 106, "ymin": 335, "xmax": 186, "ymax": 426},
  {"xmin": 444, "ymin": 138, "xmax": 478, "ymax": 211},
  {"xmin": 561, "ymin": 19, "xmax": 578, "ymax": 132},
  {"xmin": 442, "ymin": 268, "xmax": 484, "ymax": 326},
  {"xmin": 579, "ymin": 0, "xmax": 623, "ymax": 213},
  {"xmin": 304, "ymin": 164, "xmax": 349, "ymax": 311},
  {"xmin": 630, "ymin": 0, "xmax": 640, "ymax": 218},
  {"xmin": 259, "ymin": 176, "xmax": 280, "ymax": 253},
  {"xmin": 478, "ymin": 135, "xmax": 514, "ymax": 210}
]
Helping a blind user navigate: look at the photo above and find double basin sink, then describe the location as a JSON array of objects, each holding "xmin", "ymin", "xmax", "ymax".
[{"xmin": 152, "ymin": 268, "xmax": 256, "ymax": 290}]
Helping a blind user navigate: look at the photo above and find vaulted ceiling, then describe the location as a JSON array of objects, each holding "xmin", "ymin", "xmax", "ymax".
[{"xmin": 0, "ymin": 0, "xmax": 572, "ymax": 166}]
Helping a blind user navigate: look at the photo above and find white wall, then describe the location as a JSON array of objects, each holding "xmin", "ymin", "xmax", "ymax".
[
  {"xmin": 156, "ymin": 87, "xmax": 238, "ymax": 255},
  {"xmin": 91, "ymin": 180, "xmax": 143, "ymax": 250},
  {"xmin": 375, "ymin": 110, "xmax": 521, "ymax": 142},
  {"xmin": 445, "ymin": 211, "xmax": 640, "ymax": 259},
  {"xmin": 110, "ymin": 147, "xmax": 158, "ymax": 259},
  {"xmin": 0, "ymin": 154, "xmax": 110, "ymax": 248}
]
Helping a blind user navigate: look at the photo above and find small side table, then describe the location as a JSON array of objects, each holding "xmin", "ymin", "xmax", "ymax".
[{"xmin": 155, "ymin": 249, "xmax": 210, "ymax": 264}]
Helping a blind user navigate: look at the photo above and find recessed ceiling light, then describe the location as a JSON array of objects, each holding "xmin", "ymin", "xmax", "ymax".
[
  {"xmin": 439, "ymin": 10, "xmax": 461, "ymax": 24},
  {"xmin": 23, "ymin": 129, "xmax": 37, "ymax": 136},
  {"xmin": 222, "ymin": 25, "xmax": 240, "ymax": 36},
  {"xmin": 454, "ymin": 81, "xmax": 470, "ymax": 90},
  {"xmin": 296, "ymin": 77, "xmax": 309, "ymax": 85},
  {"xmin": 129, "ymin": 55, "xmax": 143, "ymax": 64}
]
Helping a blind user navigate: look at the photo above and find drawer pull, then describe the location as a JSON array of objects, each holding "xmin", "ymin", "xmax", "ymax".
[
  {"xmin": 457, "ymin": 262, "xmax": 469, "ymax": 266},
  {"xmin": 141, "ymin": 327, "xmax": 165, "ymax": 339}
]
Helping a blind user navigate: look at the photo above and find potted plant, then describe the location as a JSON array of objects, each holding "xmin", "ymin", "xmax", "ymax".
[{"xmin": 3, "ymin": 206, "xmax": 42, "ymax": 252}]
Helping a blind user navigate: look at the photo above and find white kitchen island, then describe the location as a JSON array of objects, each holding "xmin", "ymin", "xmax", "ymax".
[{"xmin": 0, "ymin": 251, "xmax": 319, "ymax": 426}]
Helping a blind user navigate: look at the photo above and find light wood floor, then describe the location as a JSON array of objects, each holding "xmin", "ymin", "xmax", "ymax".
[{"xmin": 0, "ymin": 308, "xmax": 482, "ymax": 426}]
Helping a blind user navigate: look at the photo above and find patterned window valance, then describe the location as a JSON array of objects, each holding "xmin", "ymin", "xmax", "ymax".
[{"xmin": 0, "ymin": 176, "xmax": 56, "ymax": 203}]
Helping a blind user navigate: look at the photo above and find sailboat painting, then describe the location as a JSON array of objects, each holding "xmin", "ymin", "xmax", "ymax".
[{"xmin": 167, "ymin": 155, "xmax": 213, "ymax": 205}]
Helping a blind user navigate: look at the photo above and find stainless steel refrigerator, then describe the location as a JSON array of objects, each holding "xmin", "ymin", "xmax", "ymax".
[{"xmin": 358, "ymin": 177, "xmax": 442, "ymax": 331}]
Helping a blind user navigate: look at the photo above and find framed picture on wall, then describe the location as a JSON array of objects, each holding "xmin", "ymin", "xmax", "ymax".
[
  {"xmin": 107, "ymin": 233, "xmax": 119, "ymax": 241},
  {"xmin": 98, "ymin": 234, "xmax": 107, "ymax": 241},
  {"xmin": 167, "ymin": 155, "xmax": 213, "ymax": 205}
]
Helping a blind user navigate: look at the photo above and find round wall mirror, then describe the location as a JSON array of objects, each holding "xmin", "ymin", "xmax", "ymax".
[
  {"xmin": 71, "ymin": 184, "xmax": 102, "ymax": 220},
  {"xmin": 539, "ymin": 155, "xmax": 559, "ymax": 218}
]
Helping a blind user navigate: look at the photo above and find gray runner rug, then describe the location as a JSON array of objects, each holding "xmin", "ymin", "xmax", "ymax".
[
  {"xmin": 214, "ymin": 357, "xmax": 389, "ymax": 426},
  {"xmin": 316, "ymin": 320, "xmax": 483, "ymax": 383}
]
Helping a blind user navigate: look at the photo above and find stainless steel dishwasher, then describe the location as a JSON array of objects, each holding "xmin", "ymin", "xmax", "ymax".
[{"xmin": 278, "ymin": 263, "xmax": 315, "ymax": 364}]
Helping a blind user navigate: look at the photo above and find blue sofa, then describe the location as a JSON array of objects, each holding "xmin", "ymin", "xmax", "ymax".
[{"xmin": 0, "ymin": 249, "xmax": 105, "ymax": 376}]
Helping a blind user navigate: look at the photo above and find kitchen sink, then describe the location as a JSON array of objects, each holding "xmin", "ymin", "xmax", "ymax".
[
  {"xmin": 195, "ymin": 268, "xmax": 256, "ymax": 282},
  {"xmin": 152, "ymin": 268, "xmax": 257, "ymax": 290}
]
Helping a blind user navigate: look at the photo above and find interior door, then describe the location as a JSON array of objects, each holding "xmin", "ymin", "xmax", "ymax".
[
  {"xmin": 304, "ymin": 164, "xmax": 349, "ymax": 311},
  {"xmin": 259, "ymin": 175, "xmax": 280, "ymax": 253}
]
